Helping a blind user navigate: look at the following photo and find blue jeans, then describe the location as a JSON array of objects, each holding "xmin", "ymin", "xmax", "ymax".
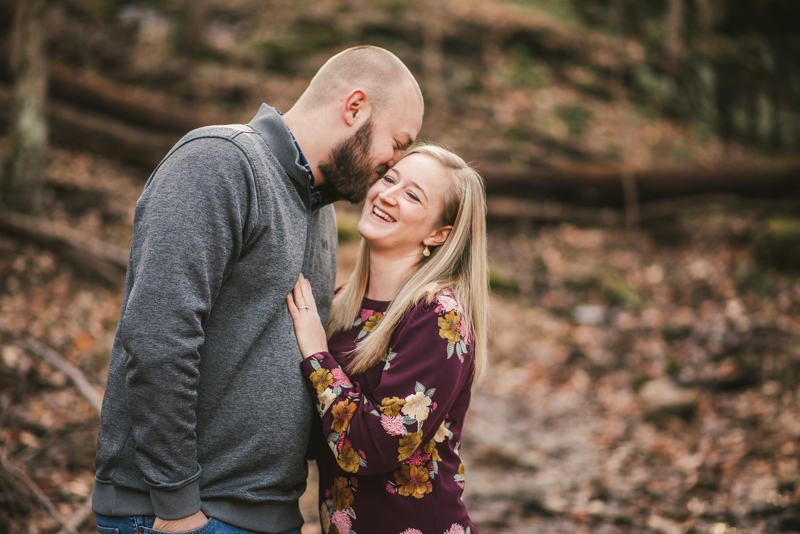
[{"xmin": 94, "ymin": 514, "xmax": 302, "ymax": 534}]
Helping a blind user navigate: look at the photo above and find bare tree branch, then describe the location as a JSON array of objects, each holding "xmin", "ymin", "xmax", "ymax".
[
  {"xmin": 0, "ymin": 317, "xmax": 103, "ymax": 415},
  {"xmin": 0, "ymin": 451, "xmax": 77, "ymax": 534},
  {"xmin": 0, "ymin": 209, "xmax": 128, "ymax": 287},
  {"xmin": 57, "ymin": 494, "xmax": 94, "ymax": 534}
]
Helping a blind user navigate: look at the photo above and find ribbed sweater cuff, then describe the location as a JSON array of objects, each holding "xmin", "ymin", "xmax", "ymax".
[{"xmin": 150, "ymin": 480, "xmax": 201, "ymax": 520}]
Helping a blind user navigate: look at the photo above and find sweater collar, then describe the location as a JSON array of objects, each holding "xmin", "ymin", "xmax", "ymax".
[{"xmin": 248, "ymin": 104, "xmax": 311, "ymax": 190}]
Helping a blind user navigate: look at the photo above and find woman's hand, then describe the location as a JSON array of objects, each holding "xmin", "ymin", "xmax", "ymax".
[{"xmin": 286, "ymin": 273, "xmax": 329, "ymax": 358}]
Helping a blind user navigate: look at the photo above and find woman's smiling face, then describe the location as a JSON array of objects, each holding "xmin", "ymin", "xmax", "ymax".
[{"xmin": 357, "ymin": 153, "xmax": 453, "ymax": 256}]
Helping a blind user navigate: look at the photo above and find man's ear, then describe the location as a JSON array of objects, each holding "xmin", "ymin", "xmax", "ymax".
[
  {"xmin": 424, "ymin": 225, "xmax": 453, "ymax": 248},
  {"xmin": 343, "ymin": 89, "xmax": 370, "ymax": 127}
]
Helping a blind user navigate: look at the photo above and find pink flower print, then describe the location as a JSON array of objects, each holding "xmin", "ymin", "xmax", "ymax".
[
  {"xmin": 400, "ymin": 530, "xmax": 423, "ymax": 534},
  {"xmin": 330, "ymin": 510, "xmax": 352, "ymax": 533},
  {"xmin": 446, "ymin": 524, "xmax": 466, "ymax": 534},
  {"xmin": 380, "ymin": 414, "xmax": 406, "ymax": 436},
  {"xmin": 435, "ymin": 294, "xmax": 458, "ymax": 314},
  {"xmin": 458, "ymin": 318, "xmax": 471, "ymax": 346},
  {"xmin": 331, "ymin": 367, "xmax": 352, "ymax": 388},
  {"xmin": 406, "ymin": 448, "xmax": 429, "ymax": 466},
  {"xmin": 360, "ymin": 308, "xmax": 375, "ymax": 323},
  {"xmin": 386, "ymin": 483, "xmax": 396, "ymax": 494}
]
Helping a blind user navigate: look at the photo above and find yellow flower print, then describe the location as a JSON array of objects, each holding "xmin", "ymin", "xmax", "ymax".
[
  {"xmin": 357, "ymin": 311, "xmax": 385, "ymax": 340},
  {"xmin": 330, "ymin": 400, "xmax": 357, "ymax": 434},
  {"xmin": 422, "ymin": 438, "xmax": 442, "ymax": 462},
  {"xmin": 438, "ymin": 310, "xmax": 461, "ymax": 345},
  {"xmin": 398, "ymin": 430, "xmax": 422, "ymax": 461},
  {"xmin": 310, "ymin": 368, "xmax": 334, "ymax": 394},
  {"xmin": 363, "ymin": 312, "xmax": 384, "ymax": 332},
  {"xmin": 394, "ymin": 464, "xmax": 432, "ymax": 499},
  {"xmin": 380, "ymin": 396, "xmax": 406, "ymax": 417},
  {"xmin": 331, "ymin": 477, "xmax": 354, "ymax": 511},
  {"xmin": 337, "ymin": 446, "xmax": 360, "ymax": 473}
]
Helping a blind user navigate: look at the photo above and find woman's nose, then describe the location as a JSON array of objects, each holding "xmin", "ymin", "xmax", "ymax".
[{"xmin": 377, "ymin": 186, "xmax": 399, "ymax": 205}]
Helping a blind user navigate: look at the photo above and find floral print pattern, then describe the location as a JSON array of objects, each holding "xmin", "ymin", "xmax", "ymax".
[
  {"xmin": 310, "ymin": 367, "xmax": 335, "ymax": 394},
  {"xmin": 435, "ymin": 289, "xmax": 470, "ymax": 361},
  {"xmin": 353, "ymin": 310, "xmax": 384, "ymax": 340},
  {"xmin": 300, "ymin": 292, "xmax": 477, "ymax": 534},
  {"xmin": 379, "ymin": 396, "xmax": 405, "ymax": 417},
  {"xmin": 331, "ymin": 400, "xmax": 357, "ymax": 434},
  {"xmin": 322, "ymin": 476, "xmax": 359, "ymax": 534},
  {"xmin": 394, "ymin": 464, "xmax": 432, "ymax": 498},
  {"xmin": 454, "ymin": 441, "xmax": 465, "ymax": 489}
]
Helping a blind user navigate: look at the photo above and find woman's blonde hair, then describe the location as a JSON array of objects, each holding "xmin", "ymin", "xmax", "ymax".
[{"xmin": 326, "ymin": 144, "xmax": 489, "ymax": 387}]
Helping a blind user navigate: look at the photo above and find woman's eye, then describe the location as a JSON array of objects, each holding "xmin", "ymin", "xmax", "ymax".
[
  {"xmin": 407, "ymin": 192, "xmax": 419, "ymax": 201},
  {"xmin": 383, "ymin": 175, "xmax": 394, "ymax": 184}
]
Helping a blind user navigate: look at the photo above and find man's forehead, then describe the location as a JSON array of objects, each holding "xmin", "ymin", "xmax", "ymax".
[{"xmin": 395, "ymin": 98, "xmax": 424, "ymax": 134}]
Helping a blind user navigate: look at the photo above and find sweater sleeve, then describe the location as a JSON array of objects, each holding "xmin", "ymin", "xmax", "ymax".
[
  {"xmin": 120, "ymin": 137, "xmax": 254, "ymax": 519},
  {"xmin": 300, "ymin": 293, "xmax": 474, "ymax": 477}
]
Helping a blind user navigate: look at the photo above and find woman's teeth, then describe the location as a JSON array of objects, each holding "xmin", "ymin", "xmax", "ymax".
[{"xmin": 373, "ymin": 206, "xmax": 395, "ymax": 222}]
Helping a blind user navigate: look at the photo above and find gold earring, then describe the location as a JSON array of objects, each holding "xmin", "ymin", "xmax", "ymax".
[{"xmin": 423, "ymin": 245, "xmax": 431, "ymax": 257}]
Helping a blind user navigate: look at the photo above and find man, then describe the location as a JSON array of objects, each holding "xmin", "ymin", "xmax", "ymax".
[{"xmin": 92, "ymin": 46, "xmax": 424, "ymax": 534}]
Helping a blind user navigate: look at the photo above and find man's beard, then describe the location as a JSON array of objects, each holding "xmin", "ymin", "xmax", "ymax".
[{"xmin": 319, "ymin": 119, "xmax": 388, "ymax": 204}]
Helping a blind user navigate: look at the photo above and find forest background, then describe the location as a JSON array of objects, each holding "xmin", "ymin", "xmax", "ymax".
[{"xmin": 0, "ymin": 0, "xmax": 799, "ymax": 533}]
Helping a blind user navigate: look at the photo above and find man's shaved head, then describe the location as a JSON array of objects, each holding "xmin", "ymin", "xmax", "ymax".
[
  {"xmin": 297, "ymin": 46, "xmax": 423, "ymax": 116},
  {"xmin": 282, "ymin": 46, "xmax": 424, "ymax": 204}
]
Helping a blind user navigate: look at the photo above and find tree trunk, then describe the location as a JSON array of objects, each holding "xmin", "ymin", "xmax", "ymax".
[
  {"xmin": 1, "ymin": 0, "xmax": 48, "ymax": 215},
  {"xmin": 180, "ymin": 0, "xmax": 208, "ymax": 57},
  {"xmin": 608, "ymin": 0, "xmax": 625, "ymax": 33},
  {"xmin": 666, "ymin": 0, "xmax": 684, "ymax": 75},
  {"xmin": 421, "ymin": 1, "xmax": 446, "ymax": 120}
]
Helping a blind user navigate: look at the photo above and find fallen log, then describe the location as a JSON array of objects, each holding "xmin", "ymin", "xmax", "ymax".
[
  {"xmin": 0, "ymin": 210, "xmax": 128, "ymax": 286},
  {"xmin": 0, "ymin": 84, "xmax": 177, "ymax": 168},
  {"xmin": 480, "ymin": 164, "xmax": 800, "ymax": 207},
  {"xmin": 488, "ymin": 194, "xmax": 800, "ymax": 226},
  {"xmin": 2, "ymin": 76, "xmax": 799, "ymax": 204},
  {"xmin": 0, "ymin": 55, "xmax": 224, "ymax": 134},
  {"xmin": 48, "ymin": 63, "xmax": 225, "ymax": 134}
]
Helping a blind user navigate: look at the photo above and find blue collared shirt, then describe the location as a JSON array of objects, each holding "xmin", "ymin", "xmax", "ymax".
[{"xmin": 278, "ymin": 111, "xmax": 328, "ymax": 212}]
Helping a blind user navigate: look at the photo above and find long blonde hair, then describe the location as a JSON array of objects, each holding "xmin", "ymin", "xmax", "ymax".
[{"xmin": 326, "ymin": 144, "xmax": 489, "ymax": 387}]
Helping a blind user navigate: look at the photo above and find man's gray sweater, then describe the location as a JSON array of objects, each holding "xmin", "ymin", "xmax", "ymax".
[{"xmin": 92, "ymin": 105, "xmax": 338, "ymax": 533}]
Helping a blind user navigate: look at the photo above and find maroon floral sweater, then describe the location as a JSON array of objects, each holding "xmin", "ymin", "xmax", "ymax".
[{"xmin": 300, "ymin": 290, "xmax": 477, "ymax": 534}]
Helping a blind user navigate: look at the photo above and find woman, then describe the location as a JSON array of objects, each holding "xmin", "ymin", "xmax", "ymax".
[{"xmin": 287, "ymin": 144, "xmax": 488, "ymax": 534}]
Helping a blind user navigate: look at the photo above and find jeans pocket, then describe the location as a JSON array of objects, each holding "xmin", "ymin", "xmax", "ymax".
[
  {"xmin": 142, "ymin": 518, "xmax": 216, "ymax": 534},
  {"xmin": 94, "ymin": 513, "xmax": 137, "ymax": 534}
]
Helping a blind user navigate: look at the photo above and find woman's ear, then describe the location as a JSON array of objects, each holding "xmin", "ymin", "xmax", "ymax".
[{"xmin": 424, "ymin": 225, "xmax": 453, "ymax": 248}]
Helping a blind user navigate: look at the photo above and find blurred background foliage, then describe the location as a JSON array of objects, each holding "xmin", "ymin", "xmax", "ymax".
[{"xmin": 1, "ymin": 0, "xmax": 797, "ymax": 168}]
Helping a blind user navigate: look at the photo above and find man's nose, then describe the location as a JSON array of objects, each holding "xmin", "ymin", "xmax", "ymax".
[{"xmin": 388, "ymin": 147, "xmax": 404, "ymax": 167}]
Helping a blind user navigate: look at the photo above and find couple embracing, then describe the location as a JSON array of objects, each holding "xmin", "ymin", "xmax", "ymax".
[{"xmin": 92, "ymin": 46, "xmax": 487, "ymax": 534}]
